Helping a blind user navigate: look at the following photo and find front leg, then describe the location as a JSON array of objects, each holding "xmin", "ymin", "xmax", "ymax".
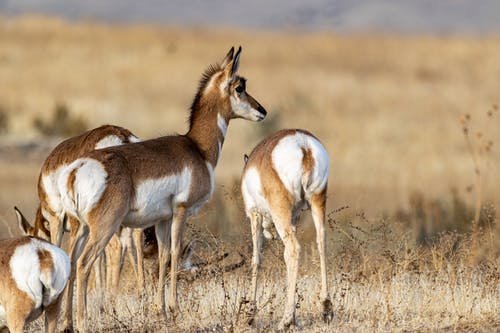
[
  {"xmin": 167, "ymin": 204, "xmax": 188, "ymax": 315},
  {"xmin": 155, "ymin": 220, "xmax": 172, "ymax": 318}
]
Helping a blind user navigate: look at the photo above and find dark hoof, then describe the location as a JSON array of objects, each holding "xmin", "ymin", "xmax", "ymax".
[{"xmin": 62, "ymin": 327, "xmax": 75, "ymax": 333}]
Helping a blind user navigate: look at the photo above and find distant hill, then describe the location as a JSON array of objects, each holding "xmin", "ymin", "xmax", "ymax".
[{"xmin": 2, "ymin": 0, "xmax": 500, "ymax": 35}]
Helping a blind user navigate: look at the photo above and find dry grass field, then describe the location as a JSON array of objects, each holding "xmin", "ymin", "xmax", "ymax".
[{"xmin": 0, "ymin": 15, "xmax": 499, "ymax": 332}]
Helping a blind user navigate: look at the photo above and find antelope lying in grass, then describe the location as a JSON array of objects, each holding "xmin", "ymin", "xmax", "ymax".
[
  {"xmin": 0, "ymin": 236, "xmax": 70, "ymax": 333},
  {"xmin": 53, "ymin": 46, "xmax": 266, "ymax": 331},
  {"xmin": 241, "ymin": 129, "xmax": 332, "ymax": 329},
  {"xmin": 14, "ymin": 124, "xmax": 145, "ymax": 330}
]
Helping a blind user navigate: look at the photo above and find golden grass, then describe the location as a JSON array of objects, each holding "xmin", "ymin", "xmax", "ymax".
[
  {"xmin": 22, "ymin": 212, "xmax": 500, "ymax": 332},
  {"xmin": 0, "ymin": 15, "xmax": 499, "ymax": 332}
]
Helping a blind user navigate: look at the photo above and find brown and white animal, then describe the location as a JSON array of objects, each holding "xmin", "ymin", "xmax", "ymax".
[
  {"xmin": 53, "ymin": 46, "xmax": 266, "ymax": 331},
  {"xmin": 241, "ymin": 129, "xmax": 332, "ymax": 329},
  {"xmin": 0, "ymin": 236, "xmax": 70, "ymax": 333},
  {"xmin": 14, "ymin": 124, "xmax": 145, "ymax": 330}
]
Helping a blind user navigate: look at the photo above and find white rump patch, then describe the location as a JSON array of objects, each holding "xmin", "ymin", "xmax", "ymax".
[
  {"xmin": 272, "ymin": 133, "xmax": 329, "ymax": 201},
  {"xmin": 129, "ymin": 135, "xmax": 141, "ymax": 143},
  {"xmin": 94, "ymin": 135, "xmax": 127, "ymax": 150},
  {"xmin": 58, "ymin": 158, "xmax": 108, "ymax": 218},
  {"xmin": 41, "ymin": 168, "xmax": 65, "ymax": 215},
  {"xmin": 10, "ymin": 238, "xmax": 70, "ymax": 309}
]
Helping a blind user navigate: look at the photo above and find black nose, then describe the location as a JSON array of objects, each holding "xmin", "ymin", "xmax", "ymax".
[{"xmin": 258, "ymin": 105, "xmax": 267, "ymax": 117}]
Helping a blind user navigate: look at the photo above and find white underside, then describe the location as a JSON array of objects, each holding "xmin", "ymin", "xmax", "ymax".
[
  {"xmin": 9, "ymin": 238, "xmax": 70, "ymax": 310},
  {"xmin": 123, "ymin": 166, "xmax": 195, "ymax": 228}
]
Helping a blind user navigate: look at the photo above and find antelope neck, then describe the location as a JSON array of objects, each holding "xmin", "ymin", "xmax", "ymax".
[{"xmin": 186, "ymin": 109, "xmax": 228, "ymax": 168}]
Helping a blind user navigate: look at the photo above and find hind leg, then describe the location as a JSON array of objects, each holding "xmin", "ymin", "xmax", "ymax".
[
  {"xmin": 249, "ymin": 211, "xmax": 263, "ymax": 324},
  {"xmin": 75, "ymin": 224, "xmax": 122, "ymax": 332},
  {"xmin": 45, "ymin": 293, "xmax": 64, "ymax": 333},
  {"xmin": 271, "ymin": 208, "xmax": 300, "ymax": 330},
  {"xmin": 310, "ymin": 188, "xmax": 333, "ymax": 323},
  {"xmin": 155, "ymin": 219, "xmax": 172, "ymax": 318},
  {"xmin": 62, "ymin": 216, "xmax": 88, "ymax": 332}
]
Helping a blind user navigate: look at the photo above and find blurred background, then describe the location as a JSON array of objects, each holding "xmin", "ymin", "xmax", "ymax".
[{"xmin": 0, "ymin": 0, "xmax": 499, "ymax": 242}]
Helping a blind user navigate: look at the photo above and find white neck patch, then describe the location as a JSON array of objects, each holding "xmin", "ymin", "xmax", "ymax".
[{"xmin": 217, "ymin": 113, "xmax": 228, "ymax": 137}]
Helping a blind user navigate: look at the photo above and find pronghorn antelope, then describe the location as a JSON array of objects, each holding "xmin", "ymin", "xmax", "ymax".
[
  {"xmin": 241, "ymin": 129, "xmax": 332, "ymax": 329},
  {"xmin": 14, "ymin": 124, "xmax": 145, "ymax": 330},
  {"xmin": 0, "ymin": 236, "xmax": 70, "ymax": 333},
  {"xmin": 54, "ymin": 46, "xmax": 266, "ymax": 331}
]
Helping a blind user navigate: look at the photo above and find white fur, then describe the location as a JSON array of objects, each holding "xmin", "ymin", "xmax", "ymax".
[
  {"xmin": 230, "ymin": 95, "xmax": 263, "ymax": 121},
  {"xmin": 58, "ymin": 158, "xmax": 108, "ymax": 219},
  {"xmin": 10, "ymin": 238, "xmax": 70, "ymax": 308},
  {"xmin": 0, "ymin": 301, "xmax": 6, "ymax": 327},
  {"xmin": 242, "ymin": 167, "xmax": 270, "ymax": 215},
  {"xmin": 217, "ymin": 113, "xmax": 228, "ymax": 137},
  {"xmin": 124, "ymin": 167, "xmax": 192, "ymax": 228},
  {"xmin": 128, "ymin": 135, "xmax": 141, "ymax": 143},
  {"xmin": 94, "ymin": 135, "xmax": 127, "ymax": 150},
  {"xmin": 41, "ymin": 133, "xmax": 134, "ymax": 222},
  {"xmin": 272, "ymin": 133, "xmax": 329, "ymax": 200}
]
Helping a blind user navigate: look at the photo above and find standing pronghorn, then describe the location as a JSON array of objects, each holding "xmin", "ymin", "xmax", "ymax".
[
  {"xmin": 241, "ymin": 129, "xmax": 332, "ymax": 329},
  {"xmin": 54, "ymin": 46, "xmax": 266, "ymax": 331},
  {"xmin": 14, "ymin": 124, "xmax": 145, "ymax": 330},
  {"xmin": 0, "ymin": 236, "xmax": 70, "ymax": 333}
]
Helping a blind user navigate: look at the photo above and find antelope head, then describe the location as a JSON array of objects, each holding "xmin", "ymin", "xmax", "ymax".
[
  {"xmin": 14, "ymin": 206, "xmax": 50, "ymax": 240},
  {"xmin": 190, "ymin": 46, "xmax": 267, "ymax": 128}
]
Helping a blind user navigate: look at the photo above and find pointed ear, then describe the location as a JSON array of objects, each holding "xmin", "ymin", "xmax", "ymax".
[
  {"xmin": 231, "ymin": 46, "xmax": 242, "ymax": 75},
  {"xmin": 14, "ymin": 206, "xmax": 33, "ymax": 236},
  {"xmin": 223, "ymin": 46, "xmax": 242, "ymax": 82},
  {"xmin": 220, "ymin": 46, "xmax": 235, "ymax": 69}
]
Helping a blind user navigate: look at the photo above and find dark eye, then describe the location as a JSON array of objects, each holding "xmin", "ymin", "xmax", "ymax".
[{"xmin": 235, "ymin": 85, "xmax": 244, "ymax": 93}]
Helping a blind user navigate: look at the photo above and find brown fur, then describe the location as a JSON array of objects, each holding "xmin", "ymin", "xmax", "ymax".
[
  {"xmin": 243, "ymin": 129, "xmax": 331, "ymax": 329},
  {"xmin": 37, "ymin": 248, "xmax": 54, "ymax": 273},
  {"xmin": 66, "ymin": 47, "xmax": 267, "ymax": 331},
  {"xmin": 0, "ymin": 237, "xmax": 37, "ymax": 333}
]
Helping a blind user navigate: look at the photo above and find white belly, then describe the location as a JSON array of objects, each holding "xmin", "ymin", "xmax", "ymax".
[{"xmin": 124, "ymin": 167, "xmax": 192, "ymax": 227}]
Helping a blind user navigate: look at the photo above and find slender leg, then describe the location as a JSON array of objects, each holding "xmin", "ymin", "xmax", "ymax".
[
  {"xmin": 5, "ymin": 311, "xmax": 26, "ymax": 333},
  {"xmin": 94, "ymin": 253, "xmax": 104, "ymax": 291},
  {"xmin": 75, "ymin": 228, "xmax": 119, "ymax": 332},
  {"xmin": 249, "ymin": 211, "xmax": 263, "ymax": 324},
  {"xmin": 167, "ymin": 205, "xmax": 187, "ymax": 315},
  {"xmin": 105, "ymin": 233, "xmax": 123, "ymax": 290},
  {"xmin": 310, "ymin": 188, "xmax": 333, "ymax": 323},
  {"xmin": 271, "ymin": 208, "xmax": 299, "ymax": 330},
  {"xmin": 129, "ymin": 228, "xmax": 145, "ymax": 291},
  {"xmin": 155, "ymin": 220, "xmax": 172, "ymax": 318},
  {"xmin": 62, "ymin": 218, "xmax": 88, "ymax": 332},
  {"xmin": 47, "ymin": 212, "xmax": 64, "ymax": 248},
  {"xmin": 45, "ymin": 294, "xmax": 63, "ymax": 333}
]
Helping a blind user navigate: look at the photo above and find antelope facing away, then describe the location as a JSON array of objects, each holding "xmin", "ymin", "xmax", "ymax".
[
  {"xmin": 14, "ymin": 124, "xmax": 145, "ymax": 330},
  {"xmin": 0, "ymin": 236, "xmax": 70, "ymax": 333},
  {"xmin": 54, "ymin": 46, "xmax": 266, "ymax": 331},
  {"xmin": 241, "ymin": 129, "xmax": 332, "ymax": 329}
]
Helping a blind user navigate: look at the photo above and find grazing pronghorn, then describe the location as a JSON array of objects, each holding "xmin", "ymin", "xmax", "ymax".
[
  {"xmin": 241, "ymin": 129, "xmax": 332, "ymax": 329},
  {"xmin": 14, "ymin": 124, "xmax": 145, "ymax": 330},
  {"xmin": 0, "ymin": 236, "xmax": 70, "ymax": 333},
  {"xmin": 54, "ymin": 46, "xmax": 266, "ymax": 331}
]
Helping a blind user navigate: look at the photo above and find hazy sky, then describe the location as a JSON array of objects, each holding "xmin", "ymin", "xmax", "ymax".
[{"xmin": 2, "ymin": 0, "xmax": 500, "ymax": 34}]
